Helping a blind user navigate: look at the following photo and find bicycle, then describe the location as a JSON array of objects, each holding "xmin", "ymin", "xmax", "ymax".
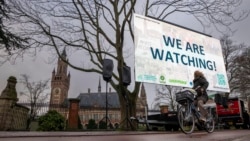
[{"xmin": 176, "ymin": 88, "xmax": 215, "ymax": 134}]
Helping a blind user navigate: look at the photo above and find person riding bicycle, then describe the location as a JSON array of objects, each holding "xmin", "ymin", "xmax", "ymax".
[{"xmin": 192, "ymin": 70, "xmax": 209, "ymax": 122}]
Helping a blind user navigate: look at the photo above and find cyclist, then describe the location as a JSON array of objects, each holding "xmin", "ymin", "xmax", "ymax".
[{"xmin": 192, "ymin": 70, "xmax": 209, "ymax": 122}]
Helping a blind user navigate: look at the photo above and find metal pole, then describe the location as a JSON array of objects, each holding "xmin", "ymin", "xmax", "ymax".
[{"xmin": 106, "ymin": 81, "xmax": 108, "ymax": 129}]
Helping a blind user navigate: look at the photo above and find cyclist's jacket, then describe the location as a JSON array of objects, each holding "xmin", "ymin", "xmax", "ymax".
[{"xmin": 192, "ymin": 76, "xmax": 209, "ymax": 96}]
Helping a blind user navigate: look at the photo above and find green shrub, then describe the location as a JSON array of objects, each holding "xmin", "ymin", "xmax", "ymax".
[
  {"xmin": 37, "ymin": 110, "xmax": 66, "ymax": 131},
  {"xmin": 99, "ymin": 120, "xmax": 107, "ymax": 129},
  {"xmin": 87, "ymin": 119, "xmax": 97, "ymax": 129}
]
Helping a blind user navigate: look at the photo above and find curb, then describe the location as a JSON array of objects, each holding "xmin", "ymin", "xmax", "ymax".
[{"xmin": 0, "ymin": 131, "xmax": 174, "ymax": 138}]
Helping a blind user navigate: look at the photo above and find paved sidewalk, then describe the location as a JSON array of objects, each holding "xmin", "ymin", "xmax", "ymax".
[
  {"xmin": 0, "ymin": 131, "xmax": 168, "ymax": 138},
  {"xmin": 0, "ymin": 130, "xmax": 250, "ymax": 141}
]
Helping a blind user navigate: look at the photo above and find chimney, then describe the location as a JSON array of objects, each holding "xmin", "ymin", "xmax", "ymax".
[{"xmin": 88, "ymin": 88, "xmax": 91, "ymax": 93}]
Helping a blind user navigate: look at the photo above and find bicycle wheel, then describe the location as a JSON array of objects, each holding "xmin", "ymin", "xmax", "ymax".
[
  {"xmin": 177, "ymin": 105, "xmax": 195, "ymax": 134},
  {"xmin": 204, "ymin": 113, "xmax": 215, "ymax": 133}
]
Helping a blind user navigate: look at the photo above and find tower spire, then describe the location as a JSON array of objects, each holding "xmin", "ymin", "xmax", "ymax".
[
  {"xmin": 50, "ymin": 49, "xmax": 70, "ymax": 108},
  {"xmin": 140, "ymin": 83, "xmax": 147, "ymax": 106},
  {"xmin": 98, "ymin": 76, "xmax": 101, "ymax": 93},
  {"xmin": 61, "ymin": 47, "xmax": 67, "ymax": 59}
]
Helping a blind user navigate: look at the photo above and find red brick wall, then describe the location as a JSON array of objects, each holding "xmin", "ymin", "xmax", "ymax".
[{"xmin": 68, "ymin": 99, "xmax": 80, "ymax": 129}]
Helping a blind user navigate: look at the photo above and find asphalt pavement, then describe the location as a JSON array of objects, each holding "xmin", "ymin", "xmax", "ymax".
[
  {"xmin": 0, "ymin": 131, "xmax": 167, "ymax": 138},
  {"xmin": 0, "ymin": 130, "xmax": 250, "ymax": 141}
]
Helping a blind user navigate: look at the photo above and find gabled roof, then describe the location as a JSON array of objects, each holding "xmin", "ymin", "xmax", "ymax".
[{"xmin": 77, "ymin": 92, "xmax": 120, "ymax": 108}]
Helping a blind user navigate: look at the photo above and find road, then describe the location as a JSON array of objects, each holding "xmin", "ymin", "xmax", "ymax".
[{"xmin": 0, "ymin": 130, "xmax": 250, "ymax": 141}]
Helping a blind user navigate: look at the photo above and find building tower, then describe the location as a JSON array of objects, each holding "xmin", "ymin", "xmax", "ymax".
[
  {"xmin": 98, "ymin": 76, "xmax": 101, "ymax": 93},
  {"xmin": 136, "ymin": 83, "xmax": 148, "ymax": 117},
  {"xmin": 140, "ymin": 83, "xmax": 147, "ymax": 107},
  {"xmin": 50, "ymin": 49, "xmax": 71, "ymax": 106}
]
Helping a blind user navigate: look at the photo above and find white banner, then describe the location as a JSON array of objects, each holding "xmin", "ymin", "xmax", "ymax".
[{"xmin": 134, "ymin": 14, "xmax": 230, "ymax": 92}]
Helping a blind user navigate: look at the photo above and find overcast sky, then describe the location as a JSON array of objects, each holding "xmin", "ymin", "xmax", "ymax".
[{"xmin": 0, "ymin": 0, "xmax": 249, "ymax": 108}]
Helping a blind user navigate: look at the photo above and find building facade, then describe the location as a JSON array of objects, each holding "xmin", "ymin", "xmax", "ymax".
[{"xmin": 49, "ymin": 50, "xmax": 148, "ymax": 128}]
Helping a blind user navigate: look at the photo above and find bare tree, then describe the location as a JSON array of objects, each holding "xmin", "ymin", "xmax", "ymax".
[
  {"xmin": 220, "ymin": 35, "xmax": 250, "ymax": 100},
  {"xmin": 152, "ymin": 85, "xmax": 181, "ymax": 111},
  {"xmin": 220, "ymin": 35, "xmax": 246, "ymax": 93},
  {"xmin": 0, "ymin": 0, "xmax": 28, "ymax": 55},
  {"xmin": 6, "ymin": 0, "xmax": 249, "ymax": 130},
  {"xmin": 19, "ymin": 74, "xmax": 49, "ymax": 130},
  {"xmin": 234, "ymin": 47, "xmax": 250, "ymax": 99}
]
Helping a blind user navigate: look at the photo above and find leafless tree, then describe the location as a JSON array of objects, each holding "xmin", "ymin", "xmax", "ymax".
[
  {"xmin": 152, "ymin": 85, "xmax": 181, "ymax": 111},
  {"xmin": 220, "ymin": 35, "xmax": 250, "ymax": 100},
  {"xmin": 0, "ymin": 0, "xmax": 28, "ymax": 64},
  {"xmin": 220, "ymin": 35, "xmax": 246, "ymax": 93},
  {"xmin": 234, "ymin": 47, "xmax": 250, "ymax": 99},
  {"xmin": 19, "ymin": 74, "xmax": 49, "ymax": 129},
  {"xmin": 5, "ymin": 0, "xmax": 249, "ymax": 130}
]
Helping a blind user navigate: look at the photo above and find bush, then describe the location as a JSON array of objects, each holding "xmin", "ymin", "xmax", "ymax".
[
  {"xmin": 87, "ymin": 119, "xmax": 97, "ymax": 129},
  {"xmin": 37, "ymin": 110, "xmax": 66, "ymax": 131},
  {"xmin": 99, "ymin": 120, "xmax": 107, "ymax": 129}
]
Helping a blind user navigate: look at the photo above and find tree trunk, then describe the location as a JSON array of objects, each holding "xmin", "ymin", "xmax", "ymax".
[{"xmin": 119, "ymin": 93, "xmax": 137, "ymax": 130}]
